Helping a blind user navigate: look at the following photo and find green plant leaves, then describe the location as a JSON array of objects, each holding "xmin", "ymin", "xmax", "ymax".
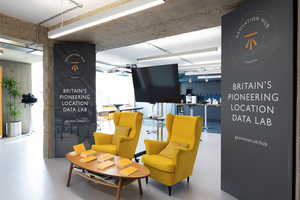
[{"xmin": 1, "ymin": 77, "xmax": 22, "ymax": 121}]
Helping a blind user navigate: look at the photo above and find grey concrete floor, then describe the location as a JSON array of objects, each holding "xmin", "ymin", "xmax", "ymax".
[{"xmin": 0, "ymin": 121, "xmax": 237, "ymax": 200}]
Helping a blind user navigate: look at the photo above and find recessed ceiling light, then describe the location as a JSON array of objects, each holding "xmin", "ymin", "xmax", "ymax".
[
  {"xmin": 0, "ymin": 38, "xmax": 15, "ymax": 43},
  {"xmin": 28, "ymin": 50, "xmax": 43, "ymax": 56},
  {"xmin": 137, "ymin": 47, "xmax": 218, "ymax": 62}
]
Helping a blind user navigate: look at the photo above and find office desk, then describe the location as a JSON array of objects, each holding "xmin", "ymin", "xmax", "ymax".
[
  {"xmin": 97, "ymin": 107, "xmax": 143, "ymax": 131},
  {"xmin": 98, "ymin": 107, "xmax": 144, "ymax": 114},
  {"xmin": 119, "ymin": 107, "xmax": 144, "ymax": 112},
  {"xmin": 176, "ymin": 103, "xmax": 221, "ymax": 129},
  {"xmin": 145, "ymin": 117, "xmax": 165, "ymax": 141}
]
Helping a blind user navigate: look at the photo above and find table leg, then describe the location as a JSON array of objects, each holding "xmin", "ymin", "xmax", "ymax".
[
  {"xmin": 67, "ymin": 163, "xmax": 73, "ymax": 187},
  {"xmin": 138, "ymin": 178, "xmax": 143, "ymax": 195},
  {"xmin": 190, "ymin": 106, "xmax": 193, "ymax": 116},
  {"xmin": 204, "ymin": 104, "xmax": 208, "ymax": 129},
  {"xmin": 157, "ymin": 121, "xmax": 159, "ymax": 141},
  {"xmin": 116, "ymin": 178, "xmax": 123, "ymax": 200},
  {"xmin": 160, "ymin": 121, "xmax": 163, "ymax": 141}
]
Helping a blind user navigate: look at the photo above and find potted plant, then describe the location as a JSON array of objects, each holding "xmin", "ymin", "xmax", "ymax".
[{"xmin": 2, "ymin": 77, "xmax": 22, "ymax": 137}]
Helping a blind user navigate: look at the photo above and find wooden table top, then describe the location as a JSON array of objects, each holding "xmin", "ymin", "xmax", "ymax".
[{"xmin": 66, "ymin": 152, "xmax": 150, "ymax": 179}]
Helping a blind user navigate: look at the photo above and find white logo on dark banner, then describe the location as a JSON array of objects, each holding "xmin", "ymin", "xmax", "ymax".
[
  {"xmin": 231, "ymin": 11, "xmax": 277, "ymax": 69},
  {"xmin": 54, "ymin": 44, "xmax": 96, "ymax": 158},
  {"xmin": 62, "ymin": 51, "xmax": 90, "ymax": 80},
  {"xmin": 222, "ymin": 0, "xmax": 294, "ymax": 199}
]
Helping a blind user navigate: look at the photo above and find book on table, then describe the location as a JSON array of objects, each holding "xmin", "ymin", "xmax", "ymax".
[
  {"xmin": 73, "ymin": 143, "xmax": 86, "ymax": 155},
  {"xmin": 81, "ymin": 149, "xmax": 97, "ymax": 157},
  {"xmin": 69, "ymin": 151, "xmax": 76, "ymax": 156},
  {"xmin": 97, "ymin": 154, "xmax": 114, "ymax": 162},
  {"xmin": 120, "ymin": 166, "xmax": 138, "ymax": 176},
  {"xmin": 80, "ymin": 156, "xmax": 97, "ymax": 163},
  {"xmin": 115, "ymin": 159, "xmax": 134, "ymax": 168},
  {"xmin": 97, "ymin": 161, "xmax": 115, "ymax": 169}
]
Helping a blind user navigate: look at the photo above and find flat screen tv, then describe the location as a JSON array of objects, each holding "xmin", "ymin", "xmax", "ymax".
[{"xmin": 131, "ymin": 64, "xmax": 181, "ymax": 103}]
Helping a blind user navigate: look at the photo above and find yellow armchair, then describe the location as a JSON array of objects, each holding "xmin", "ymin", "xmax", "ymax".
[
  {"xmin": 92, "ymin": 111, "xmax": 143, "ymax": 160},
  {"xmin": 142, "ymin": 113, "xmax": 203, "ymax": 196}
]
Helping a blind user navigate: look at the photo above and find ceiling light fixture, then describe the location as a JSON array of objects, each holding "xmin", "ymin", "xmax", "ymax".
[
  {"xmin": 48, "ymin": 0, "xmax": 165, "ymax": 39},
  {"xmin": 197, "ymin": 75, "xmax": 221, "ymax": 80},
  {"xmin": 185, "ymin": 70, "xmax": 221, "ymax": 76},
  {"xmin": 178, "ymin": 62, "xmax": 221, "ymax": 70},
  {"xmin": 137, "ymin": 47, "xmax": 218, "ymax": 62},
  {"xmin": 189, "ymin": 75, "xmax": 192, "ymax": 83},
  {"xmin": 28, "ymin": 50, "xmax": 43, "ymax": 56}
]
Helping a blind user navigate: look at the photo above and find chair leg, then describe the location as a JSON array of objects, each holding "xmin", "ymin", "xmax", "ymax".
[
  {"xmin": 168, "ymin": 186, "xmax": 172, "ymax": 196},
  {"xmin": 146, "ymin": 176, "xmax": 148, "ymax": 184},
  {"xmin": 187, "ymin": 176, "xmax": 190, "ymax": 182}
]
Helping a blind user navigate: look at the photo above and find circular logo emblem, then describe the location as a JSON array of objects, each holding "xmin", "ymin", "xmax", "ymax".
[
  {"xmin": 61, "ymin": 51, "xmax": 89, "ymax": 80},
  {"xmin": 231, "ymin": 11, "xmax": 277, "ymax": 69}
]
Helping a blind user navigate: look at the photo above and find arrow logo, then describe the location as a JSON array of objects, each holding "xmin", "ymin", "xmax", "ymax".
[
  {"xmin": 71, "ymin": 62, "xmax": 79, "ymax": 71},
  {"xmin": 244, "ymin": 32, "xmax": 258, "ymax": 50}
]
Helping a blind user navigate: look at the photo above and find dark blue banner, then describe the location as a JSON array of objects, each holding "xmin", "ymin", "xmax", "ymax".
[
  {"xmin": 221, "ymin": 0, "xmax": 296, "ymax": 199},
  {"xmin": 54, "ymin": 44, "xmax": 96, "ymax": 158}
]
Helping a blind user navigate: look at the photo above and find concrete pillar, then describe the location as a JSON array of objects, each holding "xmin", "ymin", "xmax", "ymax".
[
  {"xmin": 0, "ymin": 67, "xmax": 2, "ymax": 137},
  {"xmin": 296, "ymin": 1, "xmax": 300, "ymax": 199},
  {"xmin": 43, "ymin": 46, "xmax": 54, "ymax": 158}
]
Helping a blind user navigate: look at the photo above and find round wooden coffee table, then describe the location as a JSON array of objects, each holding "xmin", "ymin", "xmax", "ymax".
[{"xmin": 66, "ymin": 152, "xmax": 150, "ymax": 200}]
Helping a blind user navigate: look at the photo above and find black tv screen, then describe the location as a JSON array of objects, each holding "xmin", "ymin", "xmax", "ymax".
[{"xmin": 131, "ymin": 64, "xmax": 181, "ymax": 103}]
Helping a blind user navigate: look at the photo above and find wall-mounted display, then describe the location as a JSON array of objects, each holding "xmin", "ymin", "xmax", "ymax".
[{"xmin": 132, "ymin": 64, "xmax": 181, "ymax": 104}]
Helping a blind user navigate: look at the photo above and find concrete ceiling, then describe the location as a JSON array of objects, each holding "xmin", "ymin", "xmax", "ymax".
[
  {"xmin": 50, "ymin": 0, "xmax": 247, "ymax": 51},
  {"xmin": 96, "ymin": 26, "xmax": 222, "ymax": 76},
  {"xmin": 0, "ymin": 0, "xmax": 247, "ymax": 74},
  {"xmin": 0, "ymin": 0, "xmax": 118, "ymax": 27}
]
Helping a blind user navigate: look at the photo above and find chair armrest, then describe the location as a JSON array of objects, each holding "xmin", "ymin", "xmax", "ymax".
[
  {"xmin": 117, "ymin": 136, "xmax": 136, "ymax": 159},
  {"xmin": 172, "ymin": 147, "xmax": 196, "ymax": 182},
  {"xmin": 93, "ymin": 132, "xmax": 113, "ymax": 145},
  {"xmin": 118, "ymin": 136, "xmax": 134, "ymax": 143},
  {"xmin": 144, "ymin": 139, "xmax": 168, "ymax": 155},
  {"xmin": 173, "ymin": 147, "xmax": 193, "ymax": 165}
]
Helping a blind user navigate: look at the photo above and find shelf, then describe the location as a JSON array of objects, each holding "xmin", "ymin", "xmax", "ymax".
[{"xmin": 74, "ymin": 170, "xmax": 136, "ymax": 189}]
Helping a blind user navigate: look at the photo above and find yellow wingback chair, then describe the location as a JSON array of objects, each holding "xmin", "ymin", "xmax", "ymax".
[
  {"xmin": 92, "ymin": 111, "xmax": 143, "ymax": 160},
  {"xmin": 142, "ymin": 113, "xmax": 203, "ymax": 196}
]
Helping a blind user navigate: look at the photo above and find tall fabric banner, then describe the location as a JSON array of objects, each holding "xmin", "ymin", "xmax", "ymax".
[
  {"xmin": 221, "ymin": 0, "xmax": 296, "ymax": 199},
  {"xmin": 0, "ymin": 67, "xmax": 2, "ymax": 137},
  {"xmin": 54, "ymin": 44, "xmax": 96, "ymax": 158}
]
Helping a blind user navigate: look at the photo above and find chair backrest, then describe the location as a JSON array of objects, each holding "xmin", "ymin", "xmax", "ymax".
[
  {"xmin": 113, "ymin": 111, "xmax": 143, "ymax": 159},
  {"xmin": 165, "ymin": 113, "xmax": 203, "ymax": 150},
  {"xmin": 113, "ymin": 111, "xmax": 143, "ymax": 139}
]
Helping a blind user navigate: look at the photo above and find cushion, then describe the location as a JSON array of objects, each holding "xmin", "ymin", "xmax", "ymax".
[
  {"xmin": 158, "ymin": 141, "xmax": 189, "ymax": 159},
  {"xmin": 142, "ymin": 154, "xmax": 175, "ymax": 173},
  {"xmin": 111, "ymin": 125, "xmax": 131, "ymax": 145},
  {"xmin": 92, "ymin": 144, "xmax": 118, "ymax": 155}
]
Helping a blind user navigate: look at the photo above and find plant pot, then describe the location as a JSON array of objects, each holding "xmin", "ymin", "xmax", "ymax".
[{"xmin": 6, "ymin": 121, "xmax": 22, "ymax": 137}]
